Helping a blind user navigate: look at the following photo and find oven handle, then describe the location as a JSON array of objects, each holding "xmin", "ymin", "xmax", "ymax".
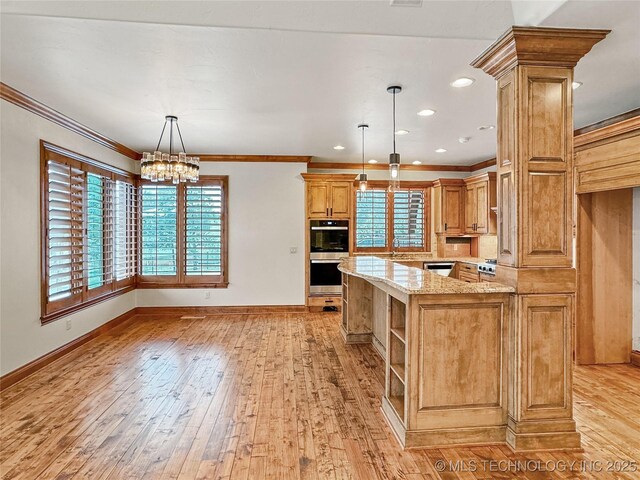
[
  {"xmin": 310, "ymin": 259, "xmax": 342, "ymax": 264},
  {"xmin": 310, "ymin": 226, "xmax": 348, "ymax": 231}
]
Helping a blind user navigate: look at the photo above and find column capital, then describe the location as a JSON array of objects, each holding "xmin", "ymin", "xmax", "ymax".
[{"xmin": 471, "ymin": 26, "xmax": 609, "ymax": 78}]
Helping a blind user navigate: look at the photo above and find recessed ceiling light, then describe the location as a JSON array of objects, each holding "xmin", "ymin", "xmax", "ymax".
[
  {"xmin": 395, "ymin": 129, "xmax": 409, "ymax": 135},
  {"xmin": 390, "ymin": 0, "xmax": 423, "ymax": 6},
  {"xmin": 451, "ymin": 77, "xmax": 475, "ymax": 88},
  {"xmin": 412, "ymin": 160, "xmax": 422, "ymax": 165},
  {"xmin": 417, "ymin": 109, "xmax": 436, "ymax": 117},
  {"xmin": 572, "ymin": 81, "xmax": 583, "ymax": 90},
  {"xmin": 477, "ymin": 125, "xmax": 495, "ymax": 131},
  {"xmin": 435, "ymin": 148, "xmax": 447, "ymax": 153},
  {"xmin": 333, "ymin": 145, "xmax": 345, "ymax": 150},
  {"xmin": 368, "ymin": 159, "xmax": 378, "ymax": 164},
  {"xmin": 458, "ymin": 136, "xmax": 471, "ymax": 144}
]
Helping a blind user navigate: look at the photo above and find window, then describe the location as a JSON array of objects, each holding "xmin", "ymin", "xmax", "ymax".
[
  {"xmin": 355, "ymin": 189, "xmax": 388, "ymax": 249},
  {"xmin": 138, "ymin": 176, "xmax": 228, "ymax": 288},
  {"xmin": 114, "ymin": 180, "xmax": 138, "ymax": 281},
  {"xmin": 41, "ymin": 142, "xmax": 136, "ymax": 323},
  {"xmin": 393, "ymin": 189, "xmax": 426, "ymax": 248},
  {"xmin": 354, "ymin": 184, "xmax": 430, "ymax": 252},
  {"xmin": 140, "ymin": 185, "xmax": 178, "ymax": 276}
]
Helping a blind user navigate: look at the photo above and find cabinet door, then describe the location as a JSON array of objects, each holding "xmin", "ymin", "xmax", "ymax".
[
  {"xmin": 443, "ymin": 186, "xmax": 463, "ymax": 234},
  {"xmin": 308, "ymin": 183, "xmax": 329, "ymax": 218},
  {"xmin": 329, "ymin": 182, "xmax": 351, "ymax": 218},
  {"xmin": 475, "ymin": 182, "xmax": 489, "ymax": 233},
  {"xmin": 465, "ymin": 185, "xmax": 477, "ymax": 233}
]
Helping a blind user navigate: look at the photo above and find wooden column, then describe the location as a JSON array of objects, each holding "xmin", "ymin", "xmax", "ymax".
[{"xmin": 471, "ymin": 27, "xmax": 609, "ymax": 451}]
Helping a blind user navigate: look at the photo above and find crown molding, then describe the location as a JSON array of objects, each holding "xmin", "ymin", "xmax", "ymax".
[
  {"xmin": 301, "ymin": 172, "xmax": 358, "ymax": 181},
  {"xmin": 308, "ymin": 159, "xmax": 497, "ymax": 173},
  {"xmin": 307, "ymin": 162, "xmax": 472, "ymax": 172},
  {"xmin": 194, "ymin": 154, "xmax": 312, "ymax": 163},
  {"xmin": 469, "ymin": 158, "xmax": 497, "ymax": 171},
  {"xmin": 1, "ymin": 82, "xmax": 141, "ymax": 160},
  {"xmin": 574, "ymin": 108, "xmax": 640, "ymax": 148}
]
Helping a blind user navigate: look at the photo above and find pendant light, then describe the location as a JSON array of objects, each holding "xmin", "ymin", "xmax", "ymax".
[
  {"xmin": 387, "ymin": 85, "xmax": 402, "ymax": 191},
  {"xmin": 357, "ymin": 123, "xmax": 369, "ymax": 193}
]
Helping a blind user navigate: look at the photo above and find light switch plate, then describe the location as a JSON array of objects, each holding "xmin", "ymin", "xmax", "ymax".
[{"xmin": 290, "ymin": 247, "xmax": 297, "ymax": 254}]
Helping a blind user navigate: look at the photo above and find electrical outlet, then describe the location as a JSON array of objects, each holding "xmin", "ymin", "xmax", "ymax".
[
  {"xmin": 290, "ymin": 247, "xmax": 297, "ymax": 254},
  {"xmin": 66, "ymin": 319, "xmax": 72, "ymax": 331},
  {"xmin": 205, "ymin": 291, "xmax": 211, "ymax": 299}
]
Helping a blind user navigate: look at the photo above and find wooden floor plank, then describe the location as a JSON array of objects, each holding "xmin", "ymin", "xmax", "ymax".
[{"xmin": 1, "ymin": 312, "xmax": 640, "ymax": 480}]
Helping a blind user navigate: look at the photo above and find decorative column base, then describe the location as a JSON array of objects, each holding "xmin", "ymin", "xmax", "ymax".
[{"xmin": 506, "ymin": 418, "xmax": 581, "ymax": 451}]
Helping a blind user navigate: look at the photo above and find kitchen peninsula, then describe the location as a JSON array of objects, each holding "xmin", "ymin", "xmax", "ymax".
[{"xmin": 339, "ymin": 255, "xmax": 514, "ymax": 448}]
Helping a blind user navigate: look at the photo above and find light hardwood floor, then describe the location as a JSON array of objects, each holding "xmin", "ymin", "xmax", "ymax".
[{"xmin": 1, "ymin": 312, "xmax": 639, "ymax": 479}]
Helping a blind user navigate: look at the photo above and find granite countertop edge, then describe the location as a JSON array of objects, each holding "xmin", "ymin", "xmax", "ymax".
[{"xmin": 338, "ymin": 256, "xmax": 514, "ymax": 295}]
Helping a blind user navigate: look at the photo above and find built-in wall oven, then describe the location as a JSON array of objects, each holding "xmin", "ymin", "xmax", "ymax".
[{"xmin": 309, "ymin": 220, "xmax": 349, "ymax": 295}]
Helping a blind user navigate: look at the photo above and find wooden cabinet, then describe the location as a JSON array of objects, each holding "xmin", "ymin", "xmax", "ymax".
[
  {"xmin": 306, "ymin": 181, "xmax": 352, "ymax": 219},
  {"xmin": 307, "ymin": 182, "xmax": 330, "ymax": 217},
  {"xmin": 463, "ymin": 173, "xmax": 496, "ymax": 234},
  {"xmin": 302, "ymin": 173, "xmax": 356, "ymax": 308},
  {"xmin": 433, "ymin": 179, "xmax": 464, "ymax": 234}
]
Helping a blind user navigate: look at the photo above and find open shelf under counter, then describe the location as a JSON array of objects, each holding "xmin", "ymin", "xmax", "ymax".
[
  {"xmin": 390, "ymin": 363, "xmax": 406, "ymax": 382},
  {"xmin": 390, "ymin": 327, "xmax": 405, "ymax": 343}
]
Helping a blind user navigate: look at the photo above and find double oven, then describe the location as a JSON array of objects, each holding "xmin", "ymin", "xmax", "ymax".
[{"xmin": 309, "ymin": 220, "xmax": 349, "ymax": 295}]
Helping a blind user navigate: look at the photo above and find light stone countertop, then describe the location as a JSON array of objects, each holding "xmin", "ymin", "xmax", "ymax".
[{"xmin": 338, "ymin": 256, "xmax": 514, "ymax": 295}]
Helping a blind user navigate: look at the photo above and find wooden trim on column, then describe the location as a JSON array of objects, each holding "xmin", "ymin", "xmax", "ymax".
[
  {"xmin": 0, "ymin": 82, "xmax": 141, "ymax": 160},
  {"xmin": 0, "ymin": 307, "xmax": 139, "ymax": 391},
  {"xmin": 471, "ymin": 26, "xmax": 610, "ymax": 78}
]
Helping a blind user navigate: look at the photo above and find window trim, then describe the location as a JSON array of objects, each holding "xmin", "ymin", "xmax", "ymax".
[
  {"xmin": 352, "ymin": 180, "xmax": 432, "ymax": 253},
  {"xmin": 40, "ymin": 141, "xmax": 136, "ymax": 324},
  {"xmin": 136, "ymin": 175, "xmax": 229, "ymax": 289}
]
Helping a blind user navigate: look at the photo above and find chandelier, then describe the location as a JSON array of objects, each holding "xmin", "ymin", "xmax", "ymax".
[{"xmin": 141, "ymin": 115, "xmax": 200, "ymax": 183}]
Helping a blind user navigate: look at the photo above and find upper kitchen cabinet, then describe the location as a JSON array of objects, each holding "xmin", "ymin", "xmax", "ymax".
[
  {"xmin": 463, "ymin": 173, "xmax": 496, "ymax": 234},
  {"xmin": 302, "ymin": 173, "xmax": 354, "ymax": 219},
  {"xmin": 433, "ymin": 179, "xmax": 464, "ymax": 234}
]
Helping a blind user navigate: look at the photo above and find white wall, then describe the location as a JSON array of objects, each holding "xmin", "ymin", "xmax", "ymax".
[
  {"xmin": 0, "ymin": 101, "xmax": 137, "ymax": 376},
  {"xmin": 136, "ymin": 162, "xmax": 306, "ymax": 308},
  {"xmin": 633, "ymin": 187, "xmax": 640, "ymax": 351}
]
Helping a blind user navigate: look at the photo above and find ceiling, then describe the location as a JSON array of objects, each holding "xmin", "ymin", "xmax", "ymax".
[{"xmin": 1, "ymin": 1, "xmax": 639, "ymax": 166}]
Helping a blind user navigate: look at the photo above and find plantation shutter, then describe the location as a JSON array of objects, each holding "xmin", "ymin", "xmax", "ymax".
[
  {"xmin": 140, "ymin": 184, "xmax": 178, "ymax": 277},
  {"xmin": 114, "ymin": 180, "xmax": 137, "ymax": 283},
  {"xmin": 355, "ymin": 189, "xmax": 388, "ymax": 249},
  {"xmin": 86, "ymin": 172, "xmax": 115, "ymax": 293},
  {"xmin": 393, "ymin": 189, "xmax": 425, "ymax": 248},
  {"xmin": 41, "ymin": 142, "xmax": 138, "ymax": 323},
  {"xmin": 184, "ymin": 182, "xmax": 224, "ymax": 279},
  {"xmin": 45, "ymin": 160, "xmax": 85, "ymax": 308}
]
